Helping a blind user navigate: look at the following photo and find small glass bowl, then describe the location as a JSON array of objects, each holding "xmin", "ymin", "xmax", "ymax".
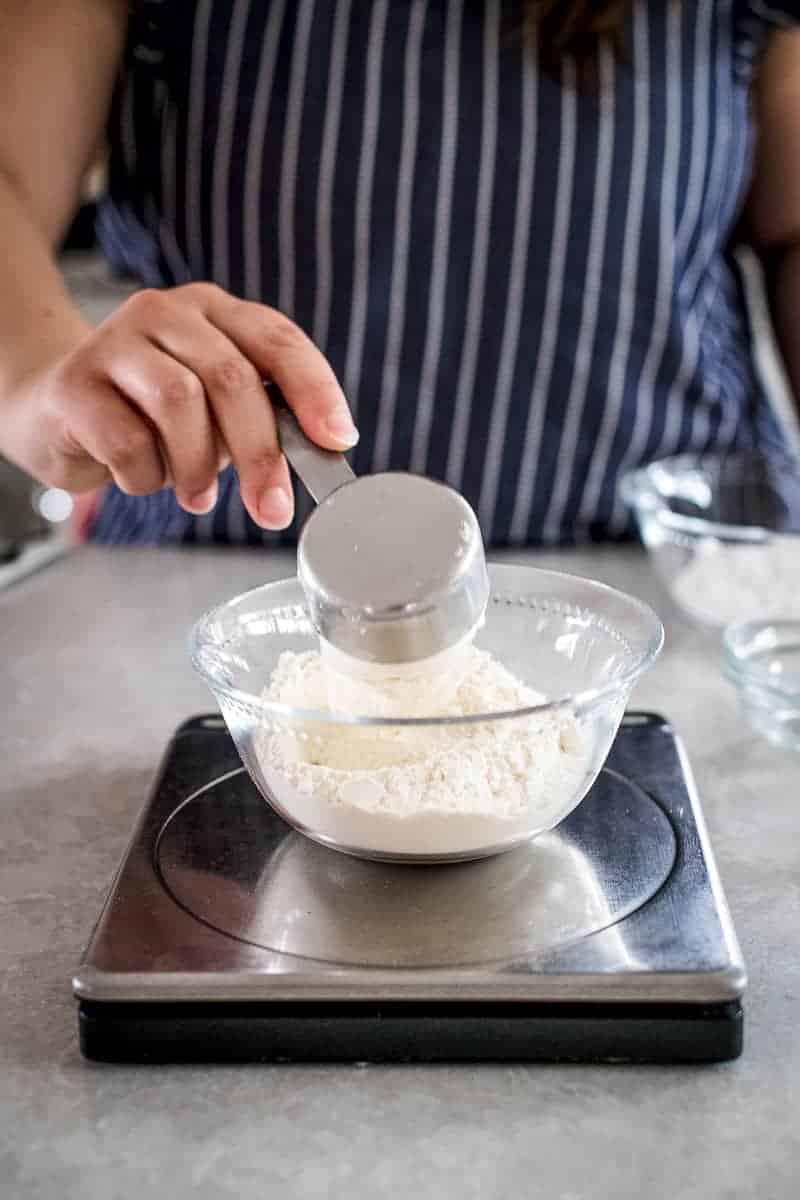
[
  {"xmin": 723, "ymin": 619, "xmax": 800, "ymax": 752},
  {"xmin": 190, "ymin": 564, "xmax": 663, "ymax": 863},
  {"xmin": 620, "ymin": 450, "xmax": 800, "ymax": 628}
]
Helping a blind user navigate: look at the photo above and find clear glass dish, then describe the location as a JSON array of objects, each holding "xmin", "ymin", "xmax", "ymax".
[
  {"xmin": 190, "ymin": 563, "xmax": 664, "ymax": 863},
  {"xmin": 723, "ymin": 619, "xmax": 800, "ymax": 752},
  {"xmin": 620, "ymin": 450, "xmax": 800, "ymax": 628}
]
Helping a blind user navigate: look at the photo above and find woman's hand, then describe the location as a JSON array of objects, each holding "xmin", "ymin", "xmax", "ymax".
[{"xmin": 4, "ymin": 283, "xmax": 358, "ymax": 530}]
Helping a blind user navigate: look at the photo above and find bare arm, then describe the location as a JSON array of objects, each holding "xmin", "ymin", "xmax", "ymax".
[
  {"xmin": 747, "ymin": 29, "xmax": 800, "ymax": 416},
  {"xmin": 0, "ymin": 0, "xmax": 126, "ymax": 394},
  {"xmin": 0, "ymin": 1, "xmax": 357, "ymax": 529}
]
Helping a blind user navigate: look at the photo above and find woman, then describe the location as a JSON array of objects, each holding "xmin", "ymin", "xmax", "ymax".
[{"xmin": 1, "ymin": 0, "xmax": 798, "ymax": 546}]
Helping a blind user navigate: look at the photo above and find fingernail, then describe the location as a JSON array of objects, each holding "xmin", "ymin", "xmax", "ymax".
[
  {"xmin": 259, "ymin": 486, "xmax": 293, "ymax": 529},
  {"xmin": 187, "ymin": 483, "xmax": 218, "ymax": 514},
  {"xmin": 326, "ymin": 411, "xmax": 359, "ymax": 447}
]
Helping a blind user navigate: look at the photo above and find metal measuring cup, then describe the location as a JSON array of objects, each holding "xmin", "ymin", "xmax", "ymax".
[{"xmin": 274, "ymin": 397, "xmax": 489, "ymax": 679}]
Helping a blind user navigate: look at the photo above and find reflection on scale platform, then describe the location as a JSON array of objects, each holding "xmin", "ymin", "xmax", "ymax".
[{"xmin": 156, "ymin": 766, "xmax": 672, "ymax": 971}]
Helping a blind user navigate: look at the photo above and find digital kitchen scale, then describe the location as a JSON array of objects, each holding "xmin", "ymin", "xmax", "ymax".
[{"xmin": 74, "ymin": 713, "xmax": 746, "ymax": 1064}]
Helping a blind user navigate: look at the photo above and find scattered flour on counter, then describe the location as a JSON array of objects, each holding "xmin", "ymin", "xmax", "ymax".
[
  {"xmin": 254, "ymin": 646, "xmax": 593, "ymax": 858},
  {"xmin": 671, "ymin": 539, "xmax": 799, "ymax": 626}
]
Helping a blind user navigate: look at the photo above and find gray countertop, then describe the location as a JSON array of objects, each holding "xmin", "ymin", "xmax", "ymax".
[{"xmin": 2, "ymin": 545, "xmax": 798, "ymax": 1199}]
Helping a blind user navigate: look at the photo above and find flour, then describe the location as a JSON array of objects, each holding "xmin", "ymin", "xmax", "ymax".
[
  {"xmin": 671, "ymin": 538, "xmax": 799, "ymax": 626},
  {"xmin": 317, "ymin": 633, "xmax": 479, "ymax": 718},
  {"xmin": 254, "ymin": 646, "xmax": 593, "ymax": 858}
]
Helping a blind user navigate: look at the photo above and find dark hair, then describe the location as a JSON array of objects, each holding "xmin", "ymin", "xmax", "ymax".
[{"xmin": 525, "ymin": 0, "xmax": 631, "ymax": 69}]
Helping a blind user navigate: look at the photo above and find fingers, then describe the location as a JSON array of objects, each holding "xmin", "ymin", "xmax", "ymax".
[
  {"xmin": 63, "ymin": 379, "xmax": 166, "ymax": 496},
  {"xmin": 146, "ymin": 306, "xmax": 294, "ymax": 528},
  {"xmin": 100, "ymin": 336, "xmax": 219, "ymax": 514},
  {"xmin": 184, "ymin": 285, "xmax": 359, "ymax": 452}
]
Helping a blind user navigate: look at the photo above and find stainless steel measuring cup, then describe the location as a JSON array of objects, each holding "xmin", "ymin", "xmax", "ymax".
[{"xmin": 274, "ymin": 396, "xmax": 489, "ymax": 668}]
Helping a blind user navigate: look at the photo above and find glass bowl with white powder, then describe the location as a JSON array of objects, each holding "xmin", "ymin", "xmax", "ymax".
[
  {"xmin": 190, "ymin": 564, "xmax": 663, "ymax": 863},
  {"xmin": 621, "ymin": 450, "xmax": 800, "ymax": 629}
]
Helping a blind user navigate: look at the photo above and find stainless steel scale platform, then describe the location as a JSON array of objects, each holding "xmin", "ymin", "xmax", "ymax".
[{"xmin": 73, "ymin": 713, "xmax": 746, "ymax": 1063}]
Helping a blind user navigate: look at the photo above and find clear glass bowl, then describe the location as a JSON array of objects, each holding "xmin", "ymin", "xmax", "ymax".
[
  {"xmin": 190, "ymin": 564, "xmax": 664, "ymax": 863},
  {"xmin": 621, "ymin": 450, "xmax": 800, "ymax": 628},
  {"xmin": 723, "ymin": 619, "xmax": 800, "ymax": 752}
]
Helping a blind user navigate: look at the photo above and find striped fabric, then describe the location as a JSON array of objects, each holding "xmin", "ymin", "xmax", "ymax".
[{"xmin": 94, "ymin": 0, "xmax": 799, "ymax": 547}]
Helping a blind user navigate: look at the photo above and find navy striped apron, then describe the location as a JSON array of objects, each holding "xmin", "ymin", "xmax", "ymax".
[{"xmin": 94, "ymin": 0, "xmax": 798, "ymax": 546}]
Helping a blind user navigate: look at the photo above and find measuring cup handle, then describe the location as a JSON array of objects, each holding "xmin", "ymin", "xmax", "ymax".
[{"xmin": 268, "ymin": 383, "xmax": 357, "ymax": 504}]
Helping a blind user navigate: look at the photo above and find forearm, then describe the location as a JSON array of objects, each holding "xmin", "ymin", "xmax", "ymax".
[
  {"xmin": 766, "ymin": 240, "xmax": 800, "ymax": 418},
  {"xmin": 0, "ymin": 168, "xmax": 91, "ymax": 408},
  {"xmin": 0, "ymin": 0, "xmax": 128, "ymax": 424}
]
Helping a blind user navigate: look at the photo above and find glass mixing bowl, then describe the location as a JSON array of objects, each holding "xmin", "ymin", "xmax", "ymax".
[
  {"xmin": 723, "ymin": 618, "xmax": 800, "ymax": 752},
  {"xmin": 621, "ymin": 450, "xmax": 800, "ymax": 628},
  {"xmin": 190, "ymin": 563, "xmax": 664, "ymax": 863}
]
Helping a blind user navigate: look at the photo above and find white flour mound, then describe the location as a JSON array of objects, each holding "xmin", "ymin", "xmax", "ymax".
[
  {"xmin": 254, "ymin": 647, "xmax": 593, "ymax": 858},
  {"xmin": 671, "ymin": 538, "xmax": 799, "ymax": 626}
]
